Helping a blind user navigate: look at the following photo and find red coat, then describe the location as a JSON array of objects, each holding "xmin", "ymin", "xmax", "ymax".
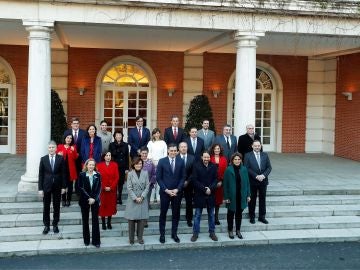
[
  {"xmin": 210, "ymin": 155, "xmax": 228, "ymax": 206},
  {"xmin": 98, "ymin": 161, "xmax": 119, "ymax": 217},
  {"xmin": 56, "ymin": 144, "xmax": 79, "ymax": 181}
]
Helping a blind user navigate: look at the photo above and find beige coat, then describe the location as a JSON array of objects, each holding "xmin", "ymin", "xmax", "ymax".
[{"xmin": 124, "ymin": 170, "xmax": 150, "ymax": 220}]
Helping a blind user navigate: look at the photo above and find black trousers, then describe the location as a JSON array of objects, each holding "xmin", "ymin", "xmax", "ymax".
[
  {"xmin": 43, "ymin": 187, "xmax": 61, "ymax": 227},
  {"xmin": 159, "ymin": 192, "xmax": 182, "ymax": 236},
  {"xmin": 62, "ymin": 179, "xmax": 74, "ymax": 202},
  {"xmin": 183, "ymin": 183, "xmax": 194, "ymax": 223},
  {"xmin": 248, "ymin": 184, "xmax": 267, "ymax": 219},
  {"xmin": 227, "ymin": 208, "xmax": 244, "ymax": 231},
  {"xmin": 81, "ymin": 203, "xmax": 100, "ymax": 245},
  {"xmin": 117, "ymin": 167, "xmax": 126, "ymax": 202}
]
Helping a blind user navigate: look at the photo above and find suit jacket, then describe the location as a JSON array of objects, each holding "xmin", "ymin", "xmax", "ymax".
[
  {"xmin": 197, "ymin": 129, "xmax": 215, "ymax": 150},
  {"xmin": 128, "ymin": 127, "xmax": 151, "ymax": 158},
  {"xmin": 244, "ymin": 151, "xmax": 272, "ymax": 186},
  {"xmin": 78, "ymin": 171, "xmax": 102, "ymax": 207},
  {"xmin": 164, "ymin": 127, "xmax": 186, "ymax": 146},
  {"xmin": 156, "ymin": 155, "xmax": 185, "ymax": 193},
  {"xmin": 64, "ymin": 128, "xmax": 86, "ymax": 156},
  {"xmin": 192, "ymin": 161, "xmax": 218, "ymax": 208},
  {"xmin": 237, "ymin": 133, "xmax": 261, "ymax": 157},
  {"xmin": 38, "ymin": 154, "xmax": 66, "ymax": 192},
  {"xmin": 214, "ymin": 135, "xmax": 237, "ymax": 162},
  {"xmin": 184, "ymin": 136, "xmax": 205, "ymax": 161},
  {"xmin": 81, "ymin": 135, "xmax": 102, "ymax": 163},
  {"xmin": 179, "ymin": 153, "xmax": 195, "ymax": 184}
]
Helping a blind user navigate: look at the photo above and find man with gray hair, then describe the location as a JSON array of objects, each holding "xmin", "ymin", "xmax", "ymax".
[
  {"xmin": 214, "ymin": 124, "xmax": 237, "ymax": 163},
  {"xmin": 38, "ymin": 141, "xmax": 66, "ymax": 235},
  {"xmin": 237, "ymin": 124, "xmax": 261, "ymax": 158}
]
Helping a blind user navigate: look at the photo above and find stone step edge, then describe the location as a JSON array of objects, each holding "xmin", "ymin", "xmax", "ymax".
[{"xmin": 1, "ymin": 228, "xmax": 360, "ymax": 258}]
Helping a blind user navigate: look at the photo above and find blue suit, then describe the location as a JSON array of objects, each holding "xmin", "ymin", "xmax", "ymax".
[
  {"xmin": 214, "ymin": 135, "xmax": 237, "ymax": 162},
  {"xmin": 156, "ymin": 155, "xmax": 185, "ymax": 236},
  {"xmin": 81, "ymin": 136, "xmax": 102, "ymax": 163},
  {"xmin": 128, "ymin": 127, "xmax": 151, "ymax": 158},
  {"xmin": 184, "ymin": 136, "xmax": 205, "ymax": 162}
]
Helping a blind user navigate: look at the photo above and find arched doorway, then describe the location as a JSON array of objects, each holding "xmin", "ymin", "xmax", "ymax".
[
  {"xmin": 228, "ymin": 63, "xmax": 283, "ymax": 152},
  {"xmin": 96, "ymin": 56, "xmax": 157, "ymax": 141},
  {"xmin": 0, "ymin": 58, "xmax": 16, "ymax": 153}
]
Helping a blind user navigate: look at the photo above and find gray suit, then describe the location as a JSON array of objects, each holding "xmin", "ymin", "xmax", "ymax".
[
  {"xmin": 197, "ymin": 129, "xmax": 215, "ymax": 150},
  {"xmin": 214, "ymin": 134, "xmax": 237, "ymax": 162}
]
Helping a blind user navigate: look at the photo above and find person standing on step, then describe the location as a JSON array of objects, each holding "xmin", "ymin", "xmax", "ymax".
[
  {"xmin": 184, "ymin": 127, "xmax": 205, "ymax": 162},
  {"xmin": 164, "ymin": 115, "xmax": 186, "ymax": 146},
  {"xmin": 124, "ymin": 157, "xmax": 150, "ymax": 245},
  {"xmin": 214, "ymin": 124, "xmax": 237, "ymax": 163},
  {"xmin": 191, "ymin": 151, "xmax": 218, "ymax": 242},
  {"xmin": 128, "ymin": 115, "xmax": 151, "ymax": 160},
  {"xmin": 197, "ymin": 119, "xmax": 215, "ymax": 151},
  {"xmin": 38, "ymin": 141, "xmax": 67, "ymax": 235},
  {"xmin": 78, "ymin": 158, "xmax": 101, "ymax": 248},
  {"xmin": 244, "ymin": 140, "xmax": 272, "ymax": 225},
  {"xmin": 209, "ymin": 143, "xmax": 227, "ymax": 226},
  {"xmin": 237, "ymin": 124, "xmax": 261, "ymax": 158},
  {"xmin": 98, "ymin": 152, "xmax": 119, "ymax": 230},
  {"xmin": 157, "ymin": 143, "xmax": 185, "ymax": 244},
  {"xmin": 56, "ymin": 134, "xmax": 78, "ymax": 207},
  {"xmin": 223, "ymin": 152, "xmax": 251, "ymax": 239},
  {"xmin": 81, "ymin": 124, "xmax": 102, "ymax": 164},
  {"xmin": 97, "ymin": 120, "xmax": 113, "ymax": 155}
]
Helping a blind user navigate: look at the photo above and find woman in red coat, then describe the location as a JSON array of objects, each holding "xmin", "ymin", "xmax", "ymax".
[
  {"xmin": 97, "ymin": 152, "xmax": 119, "ymax": 230},
  {"xmin": 57, "ymin": 134, "xmax": 79, "ymax": 207},
  {"xmin": 210, "ymin": 143, "xmax": 228, "ymax": 225}
]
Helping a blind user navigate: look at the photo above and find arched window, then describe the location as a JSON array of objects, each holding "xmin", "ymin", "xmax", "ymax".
[{"xmin": 100, "ymin": 63, "xmax": 151, "ymax": 139}]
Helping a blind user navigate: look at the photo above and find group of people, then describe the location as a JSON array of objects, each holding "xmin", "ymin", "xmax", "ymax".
[{"xmin": 38, "ymin": 115, "xmax": 272, "ymax": 248}]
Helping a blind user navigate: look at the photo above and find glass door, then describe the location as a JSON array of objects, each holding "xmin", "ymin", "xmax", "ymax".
[{"xmin": 0, "ymin": 87, "xmax": 9, "ymax": 152}]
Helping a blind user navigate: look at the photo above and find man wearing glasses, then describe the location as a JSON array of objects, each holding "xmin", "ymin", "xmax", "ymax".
[{"xmin": 128, "ymin": 115, "xmax": 151, "ymax": 159}]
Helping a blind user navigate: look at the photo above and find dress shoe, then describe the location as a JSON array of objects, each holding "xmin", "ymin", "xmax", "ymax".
[
  {"xmin": 84, "ymin": 242, "xmax": 90, "ymax": 246},
  {"xmin": 117, "ymin": 199, "xmax": 123, "ymax": 205},
  {"xmin": 66, "ymin": 201, "xmax": 71, "ymax": 207},
  {"xmin": 129, "ymin": 239, "xmax": 134, "ymax": 245},
  {"xmin": 171, "ymin": 234, "xmax": 180, "ymax": 243},
  {"xmin": 228, "ymin": 231, "xmax": 234, "ymax": 239},
  {"xmin": 159, "ymin": 235, "xmax": 165, "ymax": 243},
  {"xmin": 258, "ymin": 218, "xmax": 269, "ymax": 224},
  {"xmin": 42, "ymin": 226, "xmax": 50, "ymax": 235},
  {"xmin": 138, "ymin": 239, "xmax": 144, "ymax": 244},
  {"xmin": 209, "ymin": 233, "xmax": 218, "ymax": 241},
  {"xmin": 215, "ymin": 220, "xmax": 221, "ymax": 225},
  {"xmin": 107, "ymin": 223, "xmax": 112, "ymax": 230},
  {"xmin": 190, "ymin": 234, "xmax": 198, "ymax": 242},
  {"xmin": 250, "ymin": 218, "xmax": 255, "ymax": 224},
  {"xmin": 236, "ymin": 231, "xmax": 243, "ymax": 239},
  {"xmin": 93, "ymin": 244, "xmax": 100, "ymax": 248},
  {"xmin": 102, "ymin": 223, "xmax": 107, "ymax": 230},
  {"xmin": 187, "ymin": 221, "xmax": 193, "ymax": 227},
  {"xmin": 53, "ymin": 226, "xmax": 59, "ymax": 234}
]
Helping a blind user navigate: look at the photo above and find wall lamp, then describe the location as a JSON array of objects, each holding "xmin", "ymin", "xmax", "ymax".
[
  {"xmin": 342, "ymin": 92, "xmax": 352, "ymax": 101},
  {"xmin": 167, "ymin": 88, "xmax": 175, "ymax": 97},
  {"xmin": 78, "ymin": 87, "xmax": 86, "ymax": 96},
  {"xmin": 212, "ymin": 89, "xmax": 221, "ymax": 98}
]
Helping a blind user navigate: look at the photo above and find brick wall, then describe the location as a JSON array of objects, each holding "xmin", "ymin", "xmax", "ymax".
[
  {"xmin": 0, "ymin": 45, "xmax": 28, "ymax": 154},
  {"xmin": 335, "ymin": 54, "xmax": 360, "ymax": 161},
  {"xmin": 68, "ymin": 48, "xmax": 184, "ymax": 132},
  {"xmin": 203, "ymin": 53, "xmax": 308, "ymax": 153}
]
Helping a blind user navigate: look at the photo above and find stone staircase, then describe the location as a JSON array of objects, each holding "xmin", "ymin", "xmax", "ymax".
[{"xmin": 1, "ymin": 187, "xmax": 360, "ymax": 257}]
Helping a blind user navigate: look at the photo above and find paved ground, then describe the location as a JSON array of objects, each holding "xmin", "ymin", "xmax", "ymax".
[{"xmin": 0, "ymin": 242, "xmax": 359, "ymax": 269}]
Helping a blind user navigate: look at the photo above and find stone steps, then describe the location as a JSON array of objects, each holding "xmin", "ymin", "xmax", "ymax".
[
  {"xmin": 2, "ymin": 194, "xmax": 360, "ymax": 215},
  {"xmin": 1, "ymin": 216, "xmax": 359, "ymax": 243},
  {"xmin": 1, "ymin": 228, "xmax": 360, "ymax": 258}
]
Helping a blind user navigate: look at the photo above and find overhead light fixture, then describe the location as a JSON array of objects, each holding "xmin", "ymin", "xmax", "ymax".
[
  {"xmin": 342, "ymin": 92, "xmax": 352, "ymax": 101},
  {"xmin": 167, "ymin": 88, "xmax": 175, "ymax": 97},
  {"xmin": 212, "ymin": 89, "xmax": 220, "ymax": 98},
  {"xmin": 78, "ymin": 87, "xmax": 86, "ymax": 96}
]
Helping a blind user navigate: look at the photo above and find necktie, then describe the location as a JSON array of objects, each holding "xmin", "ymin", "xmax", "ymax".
[
  {"xmin": 138, "ymin": 128, "xmax": 142, "ymax": 141},
  {"xmin": 204, "ymin": 131, "xmax": 207, "ymax": 137},
  {"xmin": 256, "ymin": 152, "xmax": 261, "ymax": 168},
  {"xmin": 192, "ymin": 139, "xmax": 196, "ymax": 152},
  {"xmin": 226, "ymin": 136, "xmax": 230, "ymax": 149},
  {"xmin": 74, "ymin": 130, "xmax": 78, "ymax": 144},
  {"xmin": 50, "ymin": 156, "xmax": 54, "ymax": 171},
  {"xmin": 173, "ymin": 128, "xmax": 177, "ymax": 139},
  {"xmin": 182, "ymin": 155, "xmax": 186, "ymax": 164},
  {"xmin": 171, "ymin": 158, "xmax": 175, "ymax": 173}
]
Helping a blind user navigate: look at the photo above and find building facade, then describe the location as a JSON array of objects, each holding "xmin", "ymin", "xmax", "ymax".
[{"xmin": 0, "ymin": 0, "xmax": 359, "ymax": 191}]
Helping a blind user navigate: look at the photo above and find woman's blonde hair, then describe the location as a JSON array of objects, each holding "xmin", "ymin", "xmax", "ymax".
[{"xmin": 82, "ymin": 158, "xmax": 97, "ymax": 172}]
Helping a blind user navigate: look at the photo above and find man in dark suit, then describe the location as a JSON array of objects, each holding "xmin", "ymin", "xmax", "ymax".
[
  {"xmin": 214, "ymin": 124, "xmax": 237, "ymax": 163},
  {"xmin": 244, "ymin": 140, "xmax": 272, "ymax": 224},
  {"xmin": 164, "ymin": 115, "xmax": 186, "ymax": 146},
  {"xmin": 191, "ymin": 151, "xmax": 218, "ymax": 242},
  {"xmin": 237, "ymin": 124, "xmax": 261, "ymax": 157},
  {"xmin": 184, "ymin": 127, "xmax": 205, "ymax": 161},
  {"xmin": 156, "ymin": 143, "xmax": 185, "ymax": 243},
  {"xmin": 128, "ymin": 115, "xmax": 151, "ymax": 159},
  {"xmin": 178, "ymin": 141, "xmax": 195, "ymax": 227},
  {"xmin": 38, "ymin": 141, "xmax": 66, "ymax": 234},
  {"xmin": 197, "ymin": 119, "xmax": 215, "ymax": 151}
]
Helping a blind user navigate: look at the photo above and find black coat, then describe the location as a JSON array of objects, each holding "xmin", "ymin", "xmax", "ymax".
[
  {"xmin": 237, "ymin": 133, "xmax": 261, "ymax": 157},
  {"xmin": 78, "ymin": 171, "xmax": 102, "ymax": 207},
  {"xmin": 164, "ymin": 127, "xmax": 186, "ymax": 146},
  {"xmin": 38, "ymin": 154, "xmax": 66, "ymax": 192},
  {"xmin": 192, "ymin": 161, "xmax": 218, "ymax": 208},
  {"xmin": 109, "ymin": 141, "xmax": 129, "ymax": 171},
  {"xmin": 184, "ymin": 137, "xmax": 205, "ymax": 162}
]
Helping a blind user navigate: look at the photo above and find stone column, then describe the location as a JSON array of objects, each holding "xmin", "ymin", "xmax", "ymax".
[
  {"xmin": 233, "ymin": 31, "xmax": 264, "ymax": 137},
  {"xmin": 18, "ymin": 21, "xmax": 54, "ymax": 193}
]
